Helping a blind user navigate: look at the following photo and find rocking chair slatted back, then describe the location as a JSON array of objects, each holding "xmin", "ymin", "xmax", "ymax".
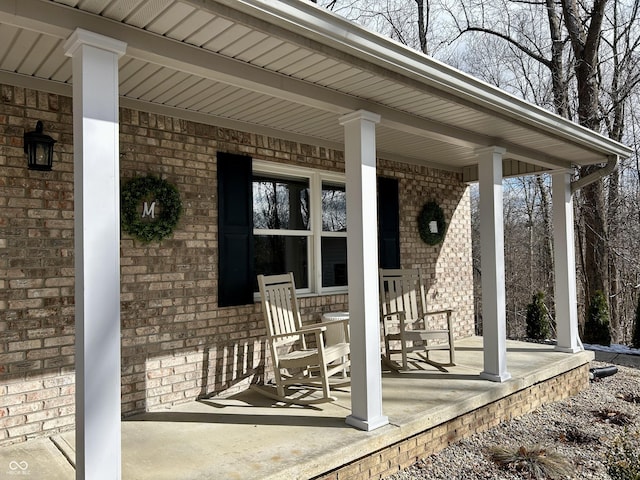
[
  {"xmin": 381, "ymin": 268, "xmax": 426, "ymax": 329},
  {"xmin": 258, "ymin": 273, "xmax": 305, "ymax": 348}
]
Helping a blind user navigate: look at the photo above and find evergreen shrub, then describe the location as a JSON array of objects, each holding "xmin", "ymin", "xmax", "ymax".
[
  {"xmin": 583, "ymin": 291, "xmax": 611, "ymax": 346},
  {"xmin": 526, "ymin": 292, "xmax": 551, "ymax": 340}
]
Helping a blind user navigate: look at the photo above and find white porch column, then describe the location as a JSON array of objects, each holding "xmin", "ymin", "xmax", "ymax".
[
  {"xmin": 552, "ymin": 172, "xmax": 581, "ymax": 352},
  {"xmin": 477, "ymin": 147, "xmax": 511, "ymax": 382},
  {"xmin": 64, "ymin": 29, "xmax": 126, "ymax": 480},
  {"xmin": 340, "ymin": 110, "xmax": 388, "ymax": 431}
]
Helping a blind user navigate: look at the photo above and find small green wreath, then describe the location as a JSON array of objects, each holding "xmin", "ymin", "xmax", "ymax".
[
  {"xmin": 121, "ymin": 176, "xmax": 182, "ymax": 243},
  {"xmin": 417, "ymin": 201, "xmax": 447, "ymax": 245}
]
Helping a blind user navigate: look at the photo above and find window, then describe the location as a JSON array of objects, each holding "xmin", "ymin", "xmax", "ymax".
[
  {"xmin": 252, "ymin": 161, "xmax": 347, "ymax": 293},
  {"xmin": 218, "ymin": 153, "xmax": 400, "ymax": 306}
]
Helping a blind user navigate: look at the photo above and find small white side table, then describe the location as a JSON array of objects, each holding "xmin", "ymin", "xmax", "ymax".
[
  {"xmin": 321, "ymin": 311, "xmax": 350, "ymax": 376},
  {"xmin": 321, "ymin": 311, "xmax": 349, "ymax": 346}
]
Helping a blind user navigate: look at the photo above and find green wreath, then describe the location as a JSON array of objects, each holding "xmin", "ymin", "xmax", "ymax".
[
  {"xmin": 417, "ymin": 201, "xmax": 447, "ymax": 245},
  {"xmin": 121, "ymin": 176, "xmax": 182, "ymax": 243}
]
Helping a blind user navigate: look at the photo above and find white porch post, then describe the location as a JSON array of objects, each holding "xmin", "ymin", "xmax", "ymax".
[
  {"xmin": 552, "ymin": 172, "xmax": 581, "ymax": 352},
  {"xmin": 340, "ymin": 110, "xmax": 388, "ymax": 431},
  {"xmin": 477, "ymin": 147, "xmax": 511, "ymax": 382},
  {"xmin": 64, "ymin": 29, "xmax": 126, "ymax": 480}
]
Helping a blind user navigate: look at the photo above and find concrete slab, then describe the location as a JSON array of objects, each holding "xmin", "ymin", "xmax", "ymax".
[
  {"xmin": 0, "ymin": 437, "xmax": 74, "ymax": 480},
  {"xmin": 1, "ymin": 337, "xmax": 597, "ymax": 480}
]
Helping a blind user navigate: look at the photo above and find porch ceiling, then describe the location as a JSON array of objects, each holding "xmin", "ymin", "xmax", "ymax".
[{"xmin": 0, "ymin": 0, "xmax": 632, "ymax": 175}]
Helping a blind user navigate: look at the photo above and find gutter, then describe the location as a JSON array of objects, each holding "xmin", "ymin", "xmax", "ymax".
[{"xmin": 570, "ymin": 155, "xmax": 618, "ymax": 194}]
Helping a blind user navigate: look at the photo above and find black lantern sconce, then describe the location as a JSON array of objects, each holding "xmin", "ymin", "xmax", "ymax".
[{"xmin": 24, "ymin": 121, "xmax": 56, "ymax": 171}]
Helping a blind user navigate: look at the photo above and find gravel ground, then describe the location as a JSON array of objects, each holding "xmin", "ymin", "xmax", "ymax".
[{"xmin": 388, "ymin": 361, "xmax": 640, "ymax": 480}]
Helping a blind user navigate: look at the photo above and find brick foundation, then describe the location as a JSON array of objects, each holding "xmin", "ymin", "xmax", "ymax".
[{"xmin": 314, "ymin": 364, "xmax": 590, "ymax": 480}]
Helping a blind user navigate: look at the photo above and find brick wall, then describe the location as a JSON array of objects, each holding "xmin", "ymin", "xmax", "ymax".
[
  {"xmin": 314, "ymin": 364, "xmax": 590, "ymax": 480},
  {"xmin": 378, "ymin": 159, "xmax": 474, "ymax": 337},
  {"xmin": 0, "ymin": 83, "xmax": 474, "ymax": 444},
  {"xmin": 1, "ymin": 85, "xmax": 76, "ymax": 444}
]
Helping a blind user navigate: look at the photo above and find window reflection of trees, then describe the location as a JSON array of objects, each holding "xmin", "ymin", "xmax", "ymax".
[
  {"xmin": 253, "ymin": 177, "xmax": 310, "ymax": 230},
  {"xmin": 322, "ymin": 183, "xmax": 347, "ymax": 232}
]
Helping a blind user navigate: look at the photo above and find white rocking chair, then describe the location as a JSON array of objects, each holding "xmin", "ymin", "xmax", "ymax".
[
  {"xmin": 253, "ymin": 273, "xmax": 350, "ymax": 405},
  {"xmin": 379, "ymin": 268, "xmax": 455, "ymax": 370}
]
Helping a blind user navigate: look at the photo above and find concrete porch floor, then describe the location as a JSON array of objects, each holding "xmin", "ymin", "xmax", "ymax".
[{"xmin": 0, "ymin": 337, "xmax": 594, "ymax": 480}]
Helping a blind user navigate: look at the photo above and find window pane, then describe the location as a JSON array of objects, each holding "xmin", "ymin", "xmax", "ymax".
[
  {"xmin": 322, "ymin": 182, "xmax": 346, "ymax": 232},
  {"xmin": 255, "ymin": 235, "xmax": 308, "ymax": 288},
  {"xmin": 321, "ymin": 237, "xmax": 347, "ymax": 287},
  {"xmin": 253, "ymin": 176, "xmax": 310, "ymax": 230}
]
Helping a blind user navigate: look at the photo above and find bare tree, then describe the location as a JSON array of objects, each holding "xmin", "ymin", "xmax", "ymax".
[{"xmin": 315, "ymin": 0, "xmax": 640, "ymax": 343}]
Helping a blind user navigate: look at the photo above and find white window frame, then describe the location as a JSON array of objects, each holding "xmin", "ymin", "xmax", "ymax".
[{"xmin": 253, "ymin": 160, "xmax": 347, "ymax": 295}]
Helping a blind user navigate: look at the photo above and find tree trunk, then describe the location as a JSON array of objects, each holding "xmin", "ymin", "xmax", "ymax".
[
  {"xmin": 415, "ymin": 0, "xmax": 429, "ymax": 54},
  {"xmin": 536, "ymin": 175, "xmax": 554, "ymax": 290},
  {"xmin": 608, "ymin": 168, "xmax": 620, "ymax": 340},
  {"xmin": 562, "ymin": 0, "xmax": 610, "ymax": 335},
  {"xmin": 579, "ymin": 171, "xmax": 608, "ymax": 302},
  {"xmin": 545, "ymin": 0, "xmax": 571, "ymax": 119}
]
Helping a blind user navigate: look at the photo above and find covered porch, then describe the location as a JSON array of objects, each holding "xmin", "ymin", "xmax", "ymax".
[
  {"xmin": 12, "ymin": 337, "xmax": 593, "ymax": 480},
  {"xmin": 0, "ymin": 1, "xmax": 632, "ymax": 479}
]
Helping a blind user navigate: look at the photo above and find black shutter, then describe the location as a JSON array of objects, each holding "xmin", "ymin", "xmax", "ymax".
[
  {"xmin": 378, "ymin": 176, "xmax": 400, "ymax": 269},
  {"xmin": 218, "ymin": 153, "xmax": 254, "ymax": 307}
]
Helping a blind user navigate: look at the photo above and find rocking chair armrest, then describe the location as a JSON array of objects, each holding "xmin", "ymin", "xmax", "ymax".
[
  {"xmin": 423, "ymin": 309, "xmax": 453, "ymax": 317},
  {"xmin": 319, "ymin": 317, "xmax": 348, "ymax": 327},
  {"xmin": 295, "ymin": 325, "xmax": 328, "ymax": 335},
  {"xmin": 268, "ymin": 326, "xmax": 325, "ymax": 341}
]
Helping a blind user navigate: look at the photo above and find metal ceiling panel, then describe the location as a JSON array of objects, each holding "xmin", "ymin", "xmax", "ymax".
[
  {"xmin": 303, "ymin": 63, "xmax": 354, "ymax": 86},
  {"xmin": 202, "ymin": 23, "xmax": 252, "ymax": 52},
  {"xmin": 145, "ymin": 3, "xmax": 196, "ymax": 36},
  {"xmin": 49, "ymin": 56, "xmax": 72, "ymax": 83},
  {"xmin": 125, "ymin": 0, "xmax": 172, "ymax": 28},
  {"xmin": 164, "ymin": 9, "xmax": 214, "ymax": 42},
  {"xmin": 263, "ymin": 47, "xmax": 315, "ymax": 72},
  {"xmin": 0, "ymin": 0, "xmax": 623, "ymax": 173},
  {"xmin": 189, "ymin": 16, "xmax": 235, "ymax": 48},
  {"xmin": 166, "ymin": 78, "xmax": 218, "ymax": 108},
  {"xmin": 219, "ymin": 30, "xmax": 269, "ymax": 58},
  {"xmin": 249, "ymin": 42, "xmax": 299, "ymax": 68},
  {"xmin": 34, "ymin": 40, "xmax": 67, "ymax": 79},
  {"xmin": 289, "ymin": 57, "xmax": 340, "ymax": 80},
  {"xmin": 120, "ymin": 62, "xmax": 164, "ymax": 97},
  {"xmin": 129, "ymin": 66, "xmax": 177, "ymax": 100},
  {"xmin": 0, "ymin": 24, "xmax": 21, "ymax": 68},
  {"xmin": 198, "ymin": 85, "xmax": 250, "ymax": 113},
  {"xmin": 185, "ymin": 82, "xmax": 233, "ymax": 111},
  {"xmin": 19, "ymin": 35, "xmax": 62, "ymax": 77},
  {"xmin": 235, "ymin": 37, "xmax": 284, "ymax": 64},
  {"xmin": 218, "ymin": 94, "xmax": 282, "ymax": 119},
  {"xmin": 76, "ymin": 0, "xmax": 110, "ymax": 14},
  {"xmin": 149, "ymin": 72, "xmax": 203, "ymax": 104},
  {"xmin": 102, "ymin": 0, "xmax": 148, "ymax": 22},
  {"xmin": 2, "ymin": 28, "xmax": 39, "ymax": 72},
  {"xmin": 54, "ymin": 0, "xmax": 79, "ymax": 6}
]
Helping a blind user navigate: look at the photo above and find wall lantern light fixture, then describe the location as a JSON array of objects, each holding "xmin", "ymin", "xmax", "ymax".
[{"xmin": 24, "ymin": 121, "xmax": 56, "ymax": 171}]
